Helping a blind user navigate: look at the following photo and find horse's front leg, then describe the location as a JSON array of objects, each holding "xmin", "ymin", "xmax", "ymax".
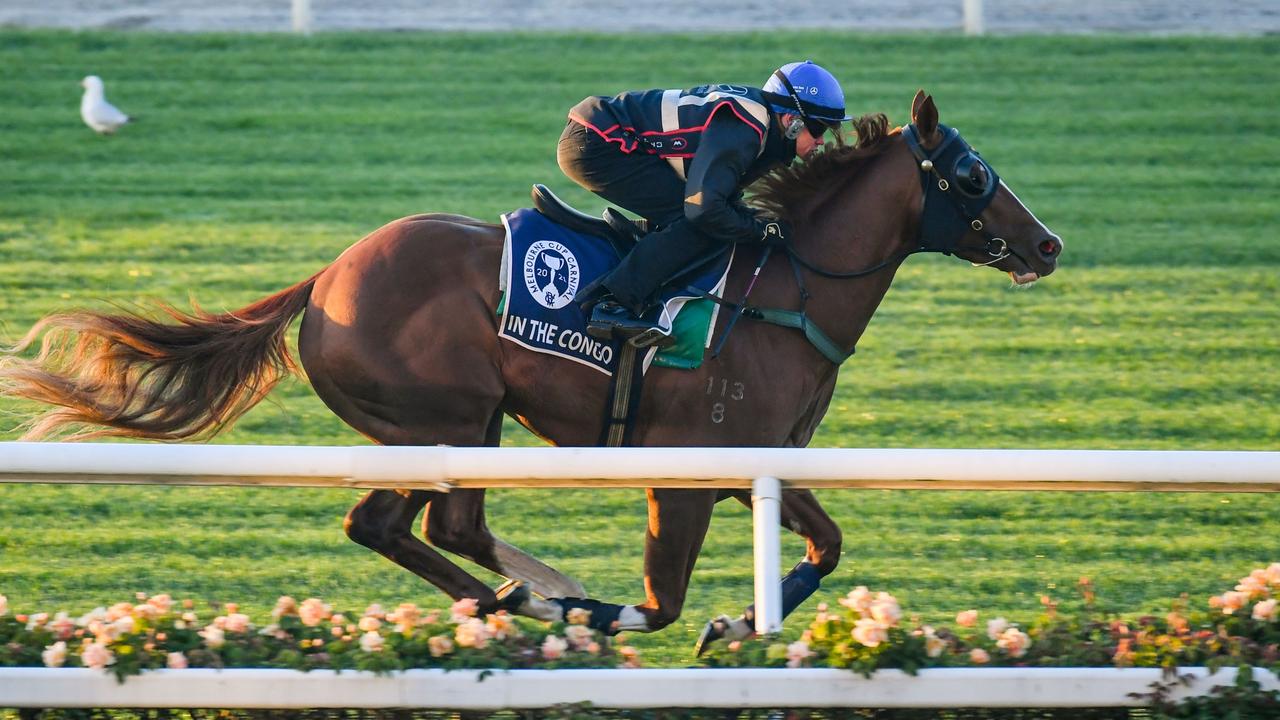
[
  {"xmin": 503, "ymin": 488, "xmax": 719, "ymax": 635},
  {"xmin": 695, "ymin": 488, "xmax": 843, "ymax": 654}
]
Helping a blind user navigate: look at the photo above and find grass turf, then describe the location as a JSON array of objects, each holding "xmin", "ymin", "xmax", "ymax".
[{"xmin": 0, "ymin": 30, "xmax": 1277, "ymax": 665}]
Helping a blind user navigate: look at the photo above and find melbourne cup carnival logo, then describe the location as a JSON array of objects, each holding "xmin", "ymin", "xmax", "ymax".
[{"xmin": 523, "ymin": 240, "xmax": 579, "ymax": 310}]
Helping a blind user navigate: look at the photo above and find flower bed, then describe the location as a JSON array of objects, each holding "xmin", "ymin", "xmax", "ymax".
[{"xmin": 1, "ymin": 565, "xmax": 1278, "ymax": 717}]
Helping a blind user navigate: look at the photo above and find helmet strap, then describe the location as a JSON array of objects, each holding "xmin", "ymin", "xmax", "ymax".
[{"xmin": 772, "ymin": 69, "xmax": 813, "ymax": 127}]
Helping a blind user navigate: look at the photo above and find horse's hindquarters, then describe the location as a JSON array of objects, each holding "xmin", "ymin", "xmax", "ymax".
[{"xmin": 300, "ymin": 215, "xmax": 508, "ymax": 446}]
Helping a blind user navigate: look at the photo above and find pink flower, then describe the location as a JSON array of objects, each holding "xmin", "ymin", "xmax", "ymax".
[
  {"xmin": 81, "ymin": 642, "xmax": 115, "ymax": 669},
  {"xmin": 839, "ymin": 586, "xmax": 873, "ymax": 616},
  {"xmin": 272, "ymin": 596, "xmax": 299, "ymax": 620},
  {"xmin": 619, "ymin": 645, "xmax": 641, "ymax": 668},
  {"xmin": 785, "ymin": 640, "xmax": 814, "ymax": 668},
  {"xmin": 388, "ymin": 603, "xmax": 421, "ymax": 629},
  {"xmin": 851, "ymin": 618, "xmax": 888, "ymax": 648},
  {"xmin": 485, "ymin": 612, "xmax": 517, "ymax": 640},
  {"xmin": 1264, "ymin": 563, "xmax": 1280, "ymax": 585},
  {"xmin": 450, "ymin": 598, "xmax": 479, "ymax": 622},
  {"xmin": 166, "ymin": 652, "xmax": 188, "ymax": 670},
  {"xmin": 586, "ymin": 641, "xmax": 601, "ymax": 655},
  {"xmin": 105, "ymin": 603, "xmax": 133, "ymax": 622},
  {"xmin": 51, "ymin": 612, "xmax": 75, "ymax": 640},
  {"xmin": 26, "ymin": 612, "xmax": 49, "ymax": 630},
  {"xmin": 199, "ymin": 626, "xmax": 225, "ymax": 648},
  {"xmin": 363, "ymin": 603, "xmax": 386, "ymax": 619},
  {"xmin": 915, "ymin": 626, "xmax": 947, "ymax": 658},
  {"xmin": 147, "ymin": 594, "xmax": 174, "ymax": 615},
  {"xmin": 566, "ymin": 608, "xmax": 592, "ymax": 626},
  {"xmin": 727, "ymin": 640, "xmax": 742, "ymax": 652},
  {"xmin": 986, "ymin": 617, "xmax": 1009, "ymax": 640},
  {"xmin": 224, "ymin": 613, "xmax": 251, "ymax": 634},
  {"xmin": 1220, "ymin": 591, "xmax": 1250, "ymax": 615},
  {"xmin": 1253, "ymin": 598, "xmax": 1277, "ymax": 621},
  {"xmin": 454, "ymin": 617, "xmax": 490, "ymax": 649},
  {"xmin": 1237, "ymin": 572, "xmax": 1270, "ymax": 599},
  {"xmin": 358, "ymin": 616, "xmax": 382, "ymax": 633},
  {"xmin": 869, "ymin": 594, "xmax": 902, "ymax": 627},
  {"xmin": 299, "ymin": 598, "xmax": 331, "ymax": 627},
  {"xmin": 996, "ymin": 628, "xmax": 1032, "ymax": 658},
  {"xmin": 359, "ymin": 631, "xmax": 384, "ymax": 653},
  {"xmin": 42, "ymin": 641, "xmax": 67, "ymax": 668},
  {"xmin": 541, "ymin": 635, "xmax": 568, "ymax": 660},
  {"xmin": 0, "ymin": 595, "xmax": 7, "ymax": 616},
  {"xmin": 955, "ymin": 610, "xmax": 978, "ymax": 628},
  {"xmin": 970, "ymin": 648, "xmax": 991, "ymax": 664},
  {"xmin": 428, "ymin": 635, "xmax": 455, "ymax": 657}
]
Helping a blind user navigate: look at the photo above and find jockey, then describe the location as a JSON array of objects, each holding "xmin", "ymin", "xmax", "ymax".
[{"xmin": 558, "ymin": 61, "xmax": 852, "ymax": 347}]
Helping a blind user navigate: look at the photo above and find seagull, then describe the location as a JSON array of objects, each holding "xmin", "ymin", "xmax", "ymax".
[{"xmin": 80, "ymin": 75, "xmax": 132, "ymax": 134}]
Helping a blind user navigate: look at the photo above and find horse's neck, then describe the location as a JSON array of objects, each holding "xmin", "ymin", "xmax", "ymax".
[{"xmin": 792, "ymin": 162, "xmax": 917, "ymax": 358}]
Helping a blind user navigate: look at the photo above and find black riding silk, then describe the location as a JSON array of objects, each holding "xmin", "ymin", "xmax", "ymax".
[{"xmin": 570, "ymin": 85, "xmax": 795, "ymax": 245}]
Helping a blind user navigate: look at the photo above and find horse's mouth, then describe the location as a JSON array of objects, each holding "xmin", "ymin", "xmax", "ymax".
[{"xmin": 1010, "ymin": 271, "xmax": 1039, "ymax": 285}]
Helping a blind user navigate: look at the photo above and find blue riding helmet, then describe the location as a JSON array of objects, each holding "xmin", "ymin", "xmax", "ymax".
[{"xmin": 762, "ymin": 60, "xmax": 852, "ymax": 130}]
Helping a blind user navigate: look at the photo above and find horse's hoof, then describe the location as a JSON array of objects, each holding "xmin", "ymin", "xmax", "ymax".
[
  {"xmin": 495, "ymin": 579, "xmax": 529, "ymax": 613},
  {"xmin": 694, "ymin": 615, "xmax": 732, "ymax": 656}
]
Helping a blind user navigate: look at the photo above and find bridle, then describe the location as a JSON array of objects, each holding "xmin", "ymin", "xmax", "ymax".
[
  {"xmin": 715, "ymin": 123, "xmax": 1023, "ymax": 365},
  {"xmin": 786, "ymin": 122, "xmax": 1013, "ymax": 281}
]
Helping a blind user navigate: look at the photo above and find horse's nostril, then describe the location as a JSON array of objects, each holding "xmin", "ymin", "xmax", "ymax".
[{"xmin": 1039, "ymin": 238, "xmax": 1061, "ymax": 258}]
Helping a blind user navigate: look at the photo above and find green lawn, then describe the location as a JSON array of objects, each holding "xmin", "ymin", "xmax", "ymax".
[{"xmin": 0, "ymin": 30, "xmax": 1277, "ymax": 666}]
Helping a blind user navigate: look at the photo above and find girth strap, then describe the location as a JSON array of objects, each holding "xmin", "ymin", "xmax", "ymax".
[{"xmin": 747, "ymin": 307, "xmax": 854, "ymax": 365}]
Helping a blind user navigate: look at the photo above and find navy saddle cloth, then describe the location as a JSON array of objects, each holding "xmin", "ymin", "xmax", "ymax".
[{"xmin": 498, "ymin": 207, "xmax": 731, "ymax": 376}]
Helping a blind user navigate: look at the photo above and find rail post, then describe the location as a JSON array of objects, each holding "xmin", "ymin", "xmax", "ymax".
[{"xmin": 752, "ymin": 475, "xmax": 783, "ymax": 634}]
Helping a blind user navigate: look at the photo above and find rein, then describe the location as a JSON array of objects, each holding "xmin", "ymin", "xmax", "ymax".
[{"xmin": 713, "ymin": 122, "xmax": 1013, "ymax": 365}]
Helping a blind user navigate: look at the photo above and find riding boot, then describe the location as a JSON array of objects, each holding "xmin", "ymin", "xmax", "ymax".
[{"xmin": 585, "ymin": 221, "xmax": 722, "ymax": 347}]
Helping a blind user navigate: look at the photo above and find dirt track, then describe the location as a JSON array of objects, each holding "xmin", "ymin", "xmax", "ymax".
[{"xmin": 2, "ymin": 0, "xmax": 1276, "ymax": 34}]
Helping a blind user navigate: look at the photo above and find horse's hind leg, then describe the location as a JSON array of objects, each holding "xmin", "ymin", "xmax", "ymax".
[
  {"xmin": 694, "ymin": 488, "xmax": 843, "ymax": 653},
  {"xmin": 421, "ymin": 410, "xmax": 587, "ymax": 599},
  {"xmin": 508, "ymin": 488, "xmax": 719, "ymax": 634},
  {"xmin": 344, "ymin": 489, "xmax": 502, "ymax": 608}
]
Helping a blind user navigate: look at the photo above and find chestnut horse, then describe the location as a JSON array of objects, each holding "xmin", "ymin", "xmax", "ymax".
[{"xmin": 0, "ymin": 93, "xmax": 1060, "ymax": 643}]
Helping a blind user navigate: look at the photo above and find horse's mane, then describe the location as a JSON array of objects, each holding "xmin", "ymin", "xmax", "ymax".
[{"xmin": 750, "ymin": 112, "xmax": 894, "ymax": 221}]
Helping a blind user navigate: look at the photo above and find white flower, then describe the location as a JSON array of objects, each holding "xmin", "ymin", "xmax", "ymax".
[
  {"xmin": 0, "ymin": 594, "xmax": 7, "ymax": 616},
  {"xmin": 359, "ymin": 631, "xmax": 384, "ymax": 653},
  {"xmin": 916, "ymin": 625, "xmax": 948, "ymax": 658},
  {"xmin": 166, "ymin": 652, "xmax": 189, "ymax": 669},
  {"xmin": 42, "ymin": 641, "xmax": 67, "ymax": 668},
  {"xmin": 563, "ymin": 624, "xmax": 594, "ymax": 650},
  {"xmin": 358, "ymin": 616, "xmax": 381, "ymax": 633},
  {"xmin": 26, "ymin": 612, "xmax": 49, "ymax": 631},
  {"xmin": 987, "ymin": 617, "xmax": 1009, "ymax": 640}
]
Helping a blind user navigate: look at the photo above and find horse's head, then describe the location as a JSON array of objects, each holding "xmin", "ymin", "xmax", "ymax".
[{"xmin": 905, "ymin": 91, "xmax": 1062, "ymax": 283}]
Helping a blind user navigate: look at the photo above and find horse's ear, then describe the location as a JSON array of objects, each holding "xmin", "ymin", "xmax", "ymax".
[{"xmin": 912, "ymin": 91, "xmax": 940, "ymax": 145}]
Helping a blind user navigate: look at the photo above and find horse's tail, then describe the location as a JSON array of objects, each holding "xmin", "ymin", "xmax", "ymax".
[{"xmin": 0, "ymin": 272, "xmax": 322, "ymax": 441}]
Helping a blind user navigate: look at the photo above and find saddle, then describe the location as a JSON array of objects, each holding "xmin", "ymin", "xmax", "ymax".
[{"xmin": 530, "ymin": 184, "xmax": 645, "ymax": 259}]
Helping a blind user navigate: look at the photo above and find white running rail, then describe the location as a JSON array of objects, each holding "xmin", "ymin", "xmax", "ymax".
[{"xmin": 2, "ymin": 443, "xmax": 1278, "ymax": 634}]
